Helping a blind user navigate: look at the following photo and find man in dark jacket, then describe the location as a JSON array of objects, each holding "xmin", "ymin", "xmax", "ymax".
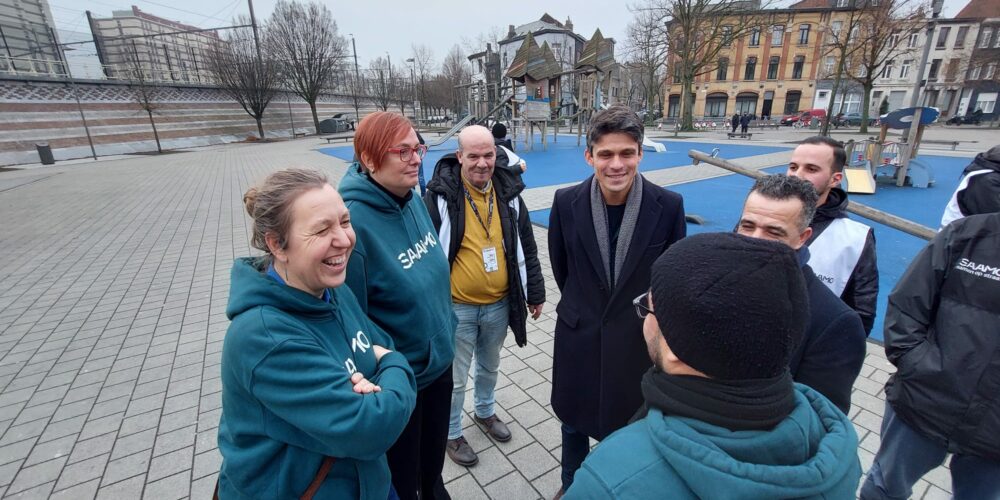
[
  {"xmin": 423, "ymin": 125, "xmax": 545, "ymax": 468},
  {"xmin": 861, "ymin": 212, "xmax": 1000, "ymax": 500},
  {"xmin": 565, "ymin": 233, "xmax": 861, "ymax": 499},
  {"xmin": 736, "ymin": 174, "xmax": 867, "ymax": 413},
  {"xmin": 940, "ymin": 144, "xmax": 1000, "ymax": 227},
  {"xmin": 788, "ymin": 136, "xmax": 878, "ymax": 335},
  {"xmin": 739, "ymin": 112, "xmax": 751, "ymax": 134},
  {"xmin": 548, "ymin": 105, "xmax": 686, "ymax": 495},
  {"xmin": 731, "ymin": 113, "xmax": 740, "ymax": 133}
]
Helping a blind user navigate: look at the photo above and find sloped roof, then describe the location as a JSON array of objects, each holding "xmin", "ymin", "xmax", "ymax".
[
  {"xmin": 956, "ymin": 0, "xmax": 1000, "ymax": 19},
  {"xmin": 505, "ymin": 33, "xmax": 562, "ymax": 81},
  {"xmin": 575, "ymin": 29, "xmax": 616, "ymax": 73},
  {"xmin": 539, "ymin": 13, "xmax": 564, "ymax": 28}
]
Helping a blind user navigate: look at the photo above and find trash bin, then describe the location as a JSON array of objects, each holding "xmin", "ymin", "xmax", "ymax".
[
  {"xmin": 810, "ymin": 119, "xmax": 819, "ymax": 130},
  {"xmin": 36, "ymin": 143, "xmax": 55, "ymax": 165}
]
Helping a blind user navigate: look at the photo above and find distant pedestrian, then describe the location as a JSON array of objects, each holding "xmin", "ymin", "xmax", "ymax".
[
  {"xmin": 739, "ymin": 113, "xmax": 751, "ymax": 134},
  {"xmin": 731, "ymin": 113, "xmax": 740, "ymax": 133}
]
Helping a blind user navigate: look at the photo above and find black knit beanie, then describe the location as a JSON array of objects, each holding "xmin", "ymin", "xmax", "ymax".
[{"xmin": 649, "ymin": 232, "xmax": 808, "ymax": 380}]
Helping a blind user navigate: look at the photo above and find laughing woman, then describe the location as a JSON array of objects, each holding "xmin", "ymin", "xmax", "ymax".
[
  {"xmin": 339, "ymin": 112, "xmax": 457, "ymax": 500},
  {"xmin": 218, "ymin": 168, "xmax": 416, "ymax": 499}
]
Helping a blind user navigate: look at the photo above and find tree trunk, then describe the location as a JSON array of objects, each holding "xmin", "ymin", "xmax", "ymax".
[
  {"xmin": 680, "ymin": 77, "xmax": 695, "ymax": 132},
  {"xmin": 147, "ymin": 109, "xmax": 162, "ymax": 153},
  {"xmin": 309, "ymin": 101, "xmax": 320, "ymax": 134},
  {"xmin": 859, "ymin": 80, "xmax": 873, "ymax": 134},
  {"xmin": 821, "ymin": 54, "xmax": 847, "ymax": 137},
  {"xmin": 256, "ymin": 117, "xmax": 265, "ymax": 140}
]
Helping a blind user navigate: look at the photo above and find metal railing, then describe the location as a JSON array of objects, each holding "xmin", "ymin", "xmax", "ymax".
[{"xmin": 0, "ymin": 56, "xmax": 68, "ymax": 78}]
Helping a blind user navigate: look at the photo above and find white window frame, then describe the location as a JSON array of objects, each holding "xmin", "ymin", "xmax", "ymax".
[
  {"xmin": 970, "ymin": 65, "xmax": 982, "ymax": 80},
  {"xmin": 981, "ymin": 28, "xmax": 994, "ymax": 49},
  {"xmin": 974, "ymin": 92, "xmax": 996, "ymax": 113},
  {"xmin": 900, "ymin": 59, "xmax": 912, "ymax": 79},
  {"xmin": 986, "ymin": 63, "xmax": 997, "ymax": 80},
  {"xmin": 881, "ymin": 60, "xmax": 894, "ymax": 79},
  {"xmin": 908, "ymin": 32, "xmax": 920, "ymax": 48}
]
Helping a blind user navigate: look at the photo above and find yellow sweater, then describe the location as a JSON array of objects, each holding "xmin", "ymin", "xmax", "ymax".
[{"xmin": 451, "ymin": 176, "xmax": 509, "ymax": 304}]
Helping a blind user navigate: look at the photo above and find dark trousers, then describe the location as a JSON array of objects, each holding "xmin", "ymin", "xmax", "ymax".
[
  {"xmin": 731, "ymin": 123, "xmax": 738, "ymax": 133},
  {"xmin": 387, "ymin": 367, "xmax": 453, "ymax": 500},
  {"xmin": 740, "ymin": 124, "xmax": 749, "ymax": 134},
  {"xmin": 560, "ymin": 423, "xmax": 593, "ymax": 492},
  {"xmin": 860, "ymin": 402, "xmax": 1000, "ymax": 500}
]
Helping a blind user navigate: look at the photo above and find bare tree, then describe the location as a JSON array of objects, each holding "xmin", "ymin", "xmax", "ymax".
[
  {"xmin": 411, "ymin": 44, "xmax": 435, "ymax": 121},
  {"xmin": 266, "ymin": 0, "xmax": 347, "ymax": 132},
  {"xmin": 626, "ymin": 5, "xmax": 670, "ymax": 117},
  {"xmin": 206, "ymin": 17, "xmax": 280, "ymax": 139},
  {"xmin": 818, "ymin": 2, "xmax": 869, "ymax": 136},
  {"xmin": 124, "ymin": 40, "xmax": 163, "ymax": 153},
  {"xmin": 367, "ymin": 58, "xmax": 394, "ymax": 111},
  {"xmin": 658, "ymin": 0, "xmax": 776, "ymax": 131},
  {"xmin": 846, "ymin": 0, "xmax": 922, "ymax": 133},
  {"xmin": 441, "ymin": 45, "xmax": 472, "ymax": 115}
]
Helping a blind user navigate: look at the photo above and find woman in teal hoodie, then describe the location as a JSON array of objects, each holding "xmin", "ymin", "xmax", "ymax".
[
  {"xmin": 218, "ymin": 168, "xmax": 417, "ymax": 499},
  {"xmin": 339, "ymin": 112, "xmax": 457, "ymax": 500}
]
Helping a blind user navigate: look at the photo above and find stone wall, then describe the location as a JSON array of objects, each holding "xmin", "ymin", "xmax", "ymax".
[{"xmin": 0, "ymin": 77, "xmax": 380, "ymax": 166}]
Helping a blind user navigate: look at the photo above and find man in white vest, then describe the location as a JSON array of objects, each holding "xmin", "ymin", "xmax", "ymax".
[
  {"xmin": 787, "ymin": 136, "xmax": 878, "ymax": 336},
  {"xmin": 940, "ymin": 144, "xmax": 1000, "ymax": 228}
]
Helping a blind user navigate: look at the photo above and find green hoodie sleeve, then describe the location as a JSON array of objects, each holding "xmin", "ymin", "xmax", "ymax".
[
  {"xmin": 249, "ymin": 335, "xmax": 416, "ymax": 462},
  {"xmin": 345, "ymin": 238, "xmax": 370, "ymax": 314}
]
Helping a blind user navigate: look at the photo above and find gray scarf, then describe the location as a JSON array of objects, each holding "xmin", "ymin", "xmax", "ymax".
[{"xmin": 591, "ymin": 175, "xmax": 643, "ymax": 289}]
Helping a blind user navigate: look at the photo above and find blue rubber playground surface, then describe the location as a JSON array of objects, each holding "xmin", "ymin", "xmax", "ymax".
[
  {"xmin": 530, "ymin": 154, "xmax": 972, "ymax": 343},
  {"xmin": 318, "ymin": 135, "xmax": 790, "ymax": 189}
]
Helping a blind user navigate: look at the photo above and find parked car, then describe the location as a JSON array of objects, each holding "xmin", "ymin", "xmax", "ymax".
[
  {"xmin": 841, "ymin": 112, "xmax": 878, "ymax": 127},
  {"xmin": 318, "ymin": 117, "xmax": 351, "ymax": 134},
  {"xmin": 330, "ymin": 112, "xmax": 357, "ymax": 130},
  {"xmin": 946, "ymin": 110, "xmax": 984, "ymax": 126},
  {"xmin": 781, "ymin": 109, "xmax": 827, "ymax": 126}
]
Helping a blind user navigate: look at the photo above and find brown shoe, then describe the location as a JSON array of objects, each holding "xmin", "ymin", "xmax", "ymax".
[
  {"xmin": 474, "ymin": 414, "xmax": 512, "ymax": 442},
  {"xmin": 553, "ymin": 487, "xmax": 565, "ymax": 500},
  {"xmin": 446, "ymin": 436, "xmax": 478, "ymax": 466}
]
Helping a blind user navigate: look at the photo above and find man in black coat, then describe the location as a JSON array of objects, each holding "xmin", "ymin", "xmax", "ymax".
[
  {"xmin": 940, "ymin": 144, "xmax": 1000, "ymax": 227},
  {"xmin": 739, "ymin": 112, "xmax": 751, "ymax": 134},
  {"xmin": 787, "ymin": 136, "xmax": 878, "ymax": 335},
  {"xmin": 424, "ymin": 126, "xmax": 545, "ymax": 468},
  {"xmin": 548, "ymin": 105, "xmax": 686, "ymax": 495},
  {"xmin": 736, "ymin": 174, "xmax": 866, "ymax": 413},
  {"xmin": 731, "ymin": 113, "xmax": 740, "ymax": 133},
  {"xmin": 861, "ymin": 212, "xmax": 1000, "ymax": 500}
]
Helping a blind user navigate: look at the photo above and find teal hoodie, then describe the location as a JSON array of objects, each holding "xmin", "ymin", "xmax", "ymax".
[
  {"xmin": 339, "ymin": 164, "xmax": 456, "ymax": 389},
  {"xmin": 218, "ymin": 257, "xmax": 417, "ymax": 499},
  {"xmin": 566, "ymin": 384, "xmax": 861, "ymax": 499}
]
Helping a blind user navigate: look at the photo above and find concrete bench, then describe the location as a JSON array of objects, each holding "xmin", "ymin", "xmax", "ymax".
[
  {"xmin": 727, "ymin": 133, "xmax": 753, "ymax": 140},
  {"xmin": 292, "ymin": 132, "xmax": 307, "ymax": 138},
  {"xmin": 922, "ymin": 140, "xmax": 960, "ymax": 150},
  {"xmin": 322, "ymin": 133, "xmax": 355, "ymax": 144}
]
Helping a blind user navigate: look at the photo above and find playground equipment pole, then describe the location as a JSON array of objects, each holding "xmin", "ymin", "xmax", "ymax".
[{"xmin": 688, "ymin": 149, "xmax": 936, "ymax": 241}]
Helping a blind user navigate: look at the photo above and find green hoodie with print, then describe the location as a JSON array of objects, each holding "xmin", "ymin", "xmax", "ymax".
[
  {"xmin": 338, "ymin": 163, "xmax": 457, "ymax": 389},
  {"xmin": 218, "ymin": 257, "xmax": 416, "ymax": 499}
]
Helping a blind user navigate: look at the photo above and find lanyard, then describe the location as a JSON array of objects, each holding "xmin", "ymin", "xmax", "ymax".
[{"xmin": 462, "ymin": 184, "xmax": 494, "ymax": 241}]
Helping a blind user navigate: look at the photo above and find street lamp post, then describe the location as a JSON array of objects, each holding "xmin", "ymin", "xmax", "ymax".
[
  {"xmin": 348, "ymin": 34, "xmax": 361, "ymax": 121},
  {"xmin": 406, "ymin": 58, "xmax": 417, "ymax": 123},
  {"xmin": 901, "ymin": 0, "xmax": 944, "ymax": 182}
]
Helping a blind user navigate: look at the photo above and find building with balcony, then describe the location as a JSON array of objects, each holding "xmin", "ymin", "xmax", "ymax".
[
  {"xmin": 956, "ymin": 0, "xmax": 1000, "ymax": 121},
  {"xmin": 87, "ymin": 6, "xmax": 219, "ymax": 84}
]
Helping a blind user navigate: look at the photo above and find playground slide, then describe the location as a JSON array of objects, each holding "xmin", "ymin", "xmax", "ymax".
[{"xmin": 428, "ymin": 114, "xmax": 476, "ymax": 147}]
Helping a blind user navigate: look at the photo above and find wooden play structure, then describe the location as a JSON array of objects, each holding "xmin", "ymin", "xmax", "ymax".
[{"xmin": 842, "ymin": 106, "xmax": 939, "ymax": 194}]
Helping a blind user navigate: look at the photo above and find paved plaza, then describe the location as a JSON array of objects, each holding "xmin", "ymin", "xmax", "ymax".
[{"xmin": 0, "ymin": 132, "xmax": 982, "ymax": 499}]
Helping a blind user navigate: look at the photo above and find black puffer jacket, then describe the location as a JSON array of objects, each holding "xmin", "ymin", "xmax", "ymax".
[
  {"xmin": 884, "ymin": 212, "xmax": 1000, "ymax": 461},
  {"xmin": 423, "ymin": 149, "xmax": 545, "ymax": 347},
  {"xmin": 807, "ymin": 187, "xmax": 879, "ymax": 335},
  {"xmin": 958, "ymin": 147, "xmax": 1000, "ymax": 217}
]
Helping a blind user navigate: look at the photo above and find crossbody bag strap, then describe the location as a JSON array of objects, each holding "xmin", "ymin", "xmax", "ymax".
[{"xmin": 300, "ymin": 456, "xmax": 337, "ymax": 500}]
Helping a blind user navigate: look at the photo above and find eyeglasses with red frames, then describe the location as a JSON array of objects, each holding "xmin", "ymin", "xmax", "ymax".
[
  {"xmin": 386, "ymin": 144, "xmax": 429, "ymax": 162},
  {"xmin": 633, "ymin": 292, "xmax": 652, "ymax": 318}
]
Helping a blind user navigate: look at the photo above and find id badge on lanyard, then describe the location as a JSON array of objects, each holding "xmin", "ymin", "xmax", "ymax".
[{"xmin": 482, "ymin": 246, "xmax": 499, "ymax": 273}]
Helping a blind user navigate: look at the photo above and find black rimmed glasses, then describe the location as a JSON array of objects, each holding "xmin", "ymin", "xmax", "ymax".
[
  {"xmin": 633, "ymin": 292, "xmax": 652, "ymax": 318},
  {"xmin": 386, "ymin": 144, "xmax": 429, "ymax": 162}
]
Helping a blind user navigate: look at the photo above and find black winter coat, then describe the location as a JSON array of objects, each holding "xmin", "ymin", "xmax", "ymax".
[
  {"xmin": 958, "ymin": 151, "xmax": 1000, "ymax": 217},
  {"xmin": 792, "ymin": 259, "xmax": 867, "ymax": 414},
  {"xmin": 884, "ymin": 212, "xmax": 1000, "ymax": 461},
  {"xmin": 548, "ymin": 176, "xmax": 686, "ymax": 440},
  {"xmin": 423, "ymin": 150, "xmax": 545, "ymax": 347},
  {"xmin": 807, "ymin": 188, "xmax": 879, "ymax": 335}
]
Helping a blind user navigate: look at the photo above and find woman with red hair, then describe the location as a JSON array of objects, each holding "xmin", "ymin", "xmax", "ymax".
[{"xmin": 339, "ymin": 112, "xmax": 456, "ymax": 500}]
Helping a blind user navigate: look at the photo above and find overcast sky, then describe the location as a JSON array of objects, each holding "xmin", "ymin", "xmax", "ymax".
[{"xmin": 50, "ymin": 0, "xmax": 973, "ymax": 70}]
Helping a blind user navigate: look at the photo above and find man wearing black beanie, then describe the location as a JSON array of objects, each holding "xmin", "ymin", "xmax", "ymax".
[{"xmin": 564, "ymin": 233, "xmax": 862, "ymax": 500}]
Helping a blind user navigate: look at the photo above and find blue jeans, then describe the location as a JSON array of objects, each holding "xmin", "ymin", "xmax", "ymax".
[
  {"xmin": 861, "ymin": 402, "xmax": 1000, "ymax": 500},
  {"xmin": 448, "ymin": 298, "xmax": 509, "ymax": 440}
]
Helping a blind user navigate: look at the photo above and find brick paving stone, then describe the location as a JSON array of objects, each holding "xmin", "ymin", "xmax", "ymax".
[
  {"xmin": 507, "ymin": 442, "xmax": 559, "ymax": 481},
  {"xmin": 445, "ymin": 473, "xmax": 489, "ymax": 499},
  {"xmin": 50, "ymin": 478, "xmax": 101, "ymax": 500},
  {"xmin": 469, "ymin": 447, "xmax": 516, "ymax": 487},
  {"xmin": 67, "ymin": 432, "xmax": 117, "ymax": 465},
  {"xmin": 96, "ymin": 475, "xmax": 145, "ymax": 499},
  {"xmin": 142, "ymin": 470, "xmax": 189, "ymax": 500},
  {"xmin": 6, "ymin": 456, "xmax": 66, "ymax": 495},
  {"xmin": 53, "ymin": 453, "xmax": 109, "ymax": 492},
  {"xmin": 531, "ymin": 466, "xmax": 562, "ymax": 499},
  {"xmin": 483, "ymin": 471, "xmax": 541, "ymax": 499},
  {"xmin": 101, "ymin": 450, "xmax": 151, "ymax": 486}
]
